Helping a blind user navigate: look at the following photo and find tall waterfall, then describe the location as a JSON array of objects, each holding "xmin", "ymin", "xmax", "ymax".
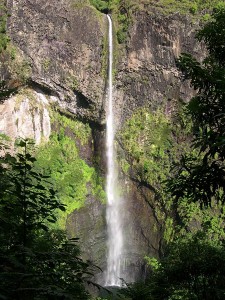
[{"xmin": 105, "ymin": 15, "xmax": 123, "ymax": 287}]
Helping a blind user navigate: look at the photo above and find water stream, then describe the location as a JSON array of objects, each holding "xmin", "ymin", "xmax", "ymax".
[{"xmin": 105, "ymin": 14, "xmax": 123, "ymax": 287}]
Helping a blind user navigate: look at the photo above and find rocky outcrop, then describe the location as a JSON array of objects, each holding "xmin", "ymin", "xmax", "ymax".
[
  {"xmin": 0, "ymin": 88, "xmax": 51, "ymax": 144},
  {"xmin": 6, "ymin": 0, "xmax": 107, "ymax": 124},
  {"xmin": 114, "ymin": 12, "xmax": 203, "ymax": 126},
  {"xmin": 67, "ymin": 195, "xmax": 107, "ymax": 279}
]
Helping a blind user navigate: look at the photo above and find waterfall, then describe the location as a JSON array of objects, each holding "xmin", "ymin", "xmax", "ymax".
[{"xmin": 105, "ymin": 14, "xmax": 123, "ymax": 287}]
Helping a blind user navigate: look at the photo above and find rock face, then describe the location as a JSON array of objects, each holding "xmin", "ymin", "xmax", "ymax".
[
  {"xmin": 114, "ymin": 12, "xmax": 203, "ymax": 127},
  {"xmin": 110, "ymin": 12, "xmax": 205, "ymax": 281},
  {"xmin": 0, "ymin": 88, "xmax": 51, "ymax": 144},
  {"xmin": 2, "ymin": 0, "xmax": 203, "ymax": 285},
  {"xmin": 7, "ymin": 0, "xmax": 107, "ymax": 124}
]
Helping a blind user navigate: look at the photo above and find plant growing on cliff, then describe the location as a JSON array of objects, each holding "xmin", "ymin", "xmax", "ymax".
[
  {"xmin": 0, "ymin": 1, "xmax": 9, "ymax": 52},
  {"xmin": 119, "ymin": 108, "xmax": 172, "ymax": 186},
  {"xmin": 118, "ymin": 106, "xmax": 193, "ymax": 240},
  {"xmin": 35, "ymin": 110, "xmax": 105, "ymax": 229},
  {"xmin": 112, "ymin": 0, "xmax": 133, "ymax": 44},
  {"xmin": 143, "ymin": 0, "xmax": 225, "ymax": 15},
  {"xmin": 89, "ymin": 0, "xmax": 133, "ymax": 43},
  {"xmin": 89, "ymin": 0, "xmax": 109, "ymax": 12},
  {"xmin": 0, "ymin": 1, "xmax": 31, "ymax": 86}
]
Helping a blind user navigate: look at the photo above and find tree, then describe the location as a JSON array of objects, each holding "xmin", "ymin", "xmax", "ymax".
[
  {"xmin": 148, "ymin": 233, "xmax": 225, "ymax": 300},
  {"xmin": 168, "ymin": 7, "xmax": 225, "ymax": 207},
  {"xmin": 119, "ymin": 233, "xmax": 225, "ymax": 300},
  {"xmin": 0, "ymin": 138, "xmax": 91, "ymax": 299}
]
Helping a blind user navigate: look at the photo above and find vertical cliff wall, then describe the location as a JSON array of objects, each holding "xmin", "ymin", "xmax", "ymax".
[
  {"xmin": 0, "ymin": 0, "xmax": 203, "ymax": 284},
  {"xmin": 108, "ymin": 11, "xmax": 204, "ymax": 282},
  {"xmin": 115, "ymin": 12, "xmax": 203, "ymax": 125}
]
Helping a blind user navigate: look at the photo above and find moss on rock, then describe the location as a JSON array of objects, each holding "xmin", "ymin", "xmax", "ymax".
[
  {"xmin": 0, "ymin": 0, "xmax": 9, "ymax": 53},
  {"xmin": 117, "ymin": 105, "xmax": 194, "ymax": 243},
  {"xmin": 118, "ymin": 107, "xmax": 172, "ymax": 188},
  {"xmin": 35, "ymin": 110, "xmax": 106, "ymax": 229}
]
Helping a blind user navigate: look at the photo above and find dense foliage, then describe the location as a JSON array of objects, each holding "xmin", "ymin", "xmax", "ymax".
[
  {"xmin": 169, "ymin": 7, "xmax": 225, "ymax": 207},
  {"xmin": 118, "ymin": 107, "xmax": 191, "ymax": 189},
  {"xmin": 0, "ymin": 138, "xmax": 91, "ymax": 299},
  {"xmin": 120, "ymin": 233, "xmax": 225, "ymax": 300},
  {"xmin": 89, "ymin": 0, "xmax": 133, "ymax": 43},
  {"xmin": 0, "ymin": 0, "xmax": 9, "ymax": 52},
  {"xmin": 2, "ymin": 1, "xmax": 225, "ymax": 299},
  {"xmin": 89, "ymin": 0, "xmax": 110, "ymax": 13},
  {"xmin": 35, "ymin": 110, "xmax": 105, "ymax": 229},
  {"xmin": 118, "ymin": 106, "xmax": 194, "ymax": 243}
]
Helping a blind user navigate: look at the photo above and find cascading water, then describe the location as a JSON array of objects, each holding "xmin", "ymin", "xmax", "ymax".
[{"xmin": 105, "ymin": 15, "xmax": 123, "ymax": 287}]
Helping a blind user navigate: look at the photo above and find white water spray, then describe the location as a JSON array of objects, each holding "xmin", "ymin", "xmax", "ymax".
[{"xmin": 105, "ymin": 15, "xmax": 123, "ymax": 287}]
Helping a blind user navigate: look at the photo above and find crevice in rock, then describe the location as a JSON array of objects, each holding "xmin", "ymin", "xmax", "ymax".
[
  {"xmin": 29, "ymin": 80, "xmax": 54, "ymax": 96},
  {"xmin": 75, "ymin": 90, "xmax": 91, "ymax": 109}
]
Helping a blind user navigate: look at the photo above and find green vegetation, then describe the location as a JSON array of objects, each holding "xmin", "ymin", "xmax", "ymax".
[
  {"xmin": 2, "ymin": 1, "xmax": 225, "ymax": 298},
  {"xmin": 9, "ymin": 52, "xmax": 31, "ymax": 84},
  {"xmin": 89, "ymin": 0, "xmax": 225, "ymax": 46},
  {"xmin": 165, "ymin": 6, "xmax": 225, "ymax": 243},
  {"xmin": 119, "ymin": 108, "xmax": 172, "ymax": 187},
  {"xmin": 89, "ymin": 0, "xmax": 134, "ymax": 44},
  {"xmin": 70, "ymin": 0, "xmax": 90, "ymax": 9},
  {"xmin": 0, "ymin": 1, "xmax": 9, "ymax": 52},
  {"xmin": 66, "ymin": 74, "xmax": 80, "ymax": 91},
  {"xmin": 113, "ymin": 0, "xmax": 133, "ymax": 44},
  {"xmin": 35, "ymin": 110, "xmax": 105, "ymax": 229},
  {"xmin": 147, "ymin": 0, "xmax": 225, "ymax": 15},
  {"xmin": 100, "ymin": 34, "xmax": 108, "ymax": 78},
  {"xmin": 51, "ymin": 110, "xmax": 92, "ymax": 145},
  {"xmin": 169, "ymin": 7, "xmax": 225, "ymax": 208},
  {"xmin": 0, "ymin": 43, "xmax": 32, "ymax": 86},
  {"xmin": 121, "ymin": 233, "xmax": 225, "ymax": 300},
  {"xmin": 118, "ymin": 105, "xmax": 193, "ymax": 240},
  {"xmin": 15, "ymin": 88, "xmax": 41, "ymax": 110},
  {"xmin": 89, "ymin": 0, "xmax": 109, "ymax": 12},
  {"xmin": 0, "ymin": 138, "xmax": 91, "ymax": 299},
  {"xmin": 42, "ymin": 58, "xmax": 51, "ymax": 72}
]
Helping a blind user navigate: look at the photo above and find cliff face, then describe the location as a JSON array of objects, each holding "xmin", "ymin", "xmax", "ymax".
[
  {"xmin": 6, "ymin": 0, "xmax": 107, "ymax": 123},
  {"xmin": 114, "ymin": 12, "xmax": 203, "ymax": 126},
  {"xmin": 1, "ymin": 0, "xmax": 202, "ymax": 283},
  {"xmin": 0, "ymin": 88, "xmax": 51, "ymax": 143},
  {"xmin": 107, "ymin": 12, "xmax": 203, "ymax": 281}
]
